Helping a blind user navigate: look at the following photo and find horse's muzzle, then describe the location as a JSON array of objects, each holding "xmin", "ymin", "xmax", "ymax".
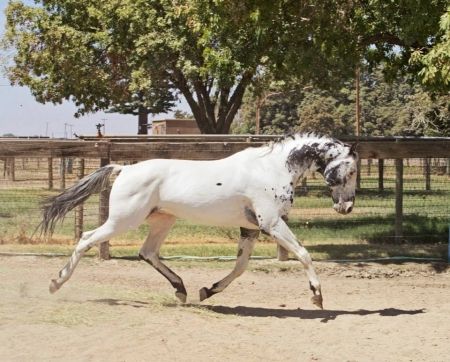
[{"xmin": 333, "ymin": 201, "xmax": 354, "ymax": 215}]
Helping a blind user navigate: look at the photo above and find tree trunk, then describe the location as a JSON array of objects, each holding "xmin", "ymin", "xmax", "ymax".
[
  {"xmin": 172, "ymin": 69, "xmax": 251, "ymax": 134},
  {"xmin": 138, "ymin": 106, "xmax": 148, "ymax": 135}
]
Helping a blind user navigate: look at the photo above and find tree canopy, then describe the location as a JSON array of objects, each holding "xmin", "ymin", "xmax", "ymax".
[
  {"xmin": 3, "ymin": 0, "xmax": 449, "ymax": 134},
  {"xmin": 234, "ymin": 67, "xmax": 450, "ymax": 137}
]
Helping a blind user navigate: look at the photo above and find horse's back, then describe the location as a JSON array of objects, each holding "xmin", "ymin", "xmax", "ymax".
[{"xmin": 110, "ymin": 157, "xmax": 257, "ymax": 228}]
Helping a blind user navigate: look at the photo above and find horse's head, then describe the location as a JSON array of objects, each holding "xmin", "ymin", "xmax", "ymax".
[{"xmin": 323, "ymin": 143, "xmax": 358, "ymax": 215}]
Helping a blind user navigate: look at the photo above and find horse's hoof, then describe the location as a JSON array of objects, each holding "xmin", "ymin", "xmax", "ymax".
[
  {"xmin": 311, "ymin": 294, "xmax": 323, "ymax": 310},
  {"xmin": 49, "ymin": 279, "xmax": 60, "ymax": 294},
  {"xmin": 199, "ymin": 287, "xmax": 210, "ymax": 302},
  {"xmin": 175, "ymin": 291, "xmax": 187, "ymax": 303}
]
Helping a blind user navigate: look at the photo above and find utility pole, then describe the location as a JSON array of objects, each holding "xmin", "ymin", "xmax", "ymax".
[
  {"xmin": 355, "ymin": 64, "xmax": 362, "ymax": 190},
  {"xmin": 64, "ymin": 123, "xmax": 74, "ymax": 139},
  {"xmin": 355, "ymin": 65, "xmax": 361, "ymax": 137}
]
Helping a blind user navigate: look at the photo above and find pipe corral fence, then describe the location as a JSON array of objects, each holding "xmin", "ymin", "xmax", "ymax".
[{"xmin": 0, "ymin": 135, "xmax": 449, "ymax": 260}]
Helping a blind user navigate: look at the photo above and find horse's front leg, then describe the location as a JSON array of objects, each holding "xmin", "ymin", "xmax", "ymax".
[
  {"xmin": 199, "ymin": 227, "xmax": 259, "ymax": 301},
  {"xmin": 264, "ymin": 217, "xmax": 323, "ymax": 309}
]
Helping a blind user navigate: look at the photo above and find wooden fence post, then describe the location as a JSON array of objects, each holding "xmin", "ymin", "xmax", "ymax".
[
  {"xmin": 48, "ymin": 157, "xmax": 53, "ymax": 190},
  {"xmin": 424, "ymin": 158, "xmax": 431, "ymax": 191},
  {"xmin": 74, "ymin": 158, "xmax": 85, "ymax": 241},
  {"xmin": 395, "ymin": 158, "xmax": 403, "ymax": 242},
  {"xmin": 378, "ymin": 159, "xmax": 384, "ymax": 192},
  {"xmin": 60, "ymin": 157, "xmax": 66, "ymax": 190},
  {"xmin": 98, "ymin": 157, "xmax": 111, "ymax": 260},
  {"xmin": 277, "ymin": 244, "xmax": 289, "ymax": 261},
  {"xmin": 6, "ymin": 158, "xmax": 15, "ymax": 181},
  {"xmin": 356, "ymin": 159, "xmax": 361, "ymax": 190}
]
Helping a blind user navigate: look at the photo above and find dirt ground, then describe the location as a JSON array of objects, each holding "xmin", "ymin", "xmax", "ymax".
[{"xmin": 0, "ymin": 255, "xmax": 449, "ymax": 362}]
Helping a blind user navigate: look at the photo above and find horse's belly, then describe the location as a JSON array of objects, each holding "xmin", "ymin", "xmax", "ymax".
[{"xmin": 159, "ymin": 199, "xmax": 256, "ymax": 228}]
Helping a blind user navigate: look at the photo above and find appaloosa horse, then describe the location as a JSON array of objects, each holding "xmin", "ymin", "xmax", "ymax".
[{"xmin": 41, "ymin": 134, "xmax": 358, "ymax": 309}]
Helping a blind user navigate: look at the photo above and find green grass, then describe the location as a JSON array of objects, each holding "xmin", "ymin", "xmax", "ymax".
[
  {"xmin": 0, "ymin": 242, "xmax": 446, "ymax": 262},
  {"xmin": 0, "ymin": 169, "xmax": 449, "ymax": 250}
]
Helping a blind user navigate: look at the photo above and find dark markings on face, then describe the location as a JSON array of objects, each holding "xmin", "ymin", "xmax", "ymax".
[
  {"xmin": 281, "ymin": 215, "xmax": 289, "ymax": 222},
  {"xmin": 216, "ymin": 183, "xmax": 222, "ymax": 186},
  {"xmin": 324, "ymin": 165, "xmax": 341, "ymax": 186}
]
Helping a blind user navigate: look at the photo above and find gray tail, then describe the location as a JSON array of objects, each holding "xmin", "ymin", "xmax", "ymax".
[{"xmin": 39, "ymin": 164, "xmax": 121, "ymax": 236}]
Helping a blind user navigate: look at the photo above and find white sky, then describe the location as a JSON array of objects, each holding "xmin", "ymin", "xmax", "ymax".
[{"xmin": 0, "ymin": 0, "xmax": 188, "ymax": 138}]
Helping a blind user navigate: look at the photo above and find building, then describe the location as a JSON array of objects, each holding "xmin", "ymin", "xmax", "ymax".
[{"xmin": 151, "ymin": 119, "xmax": 200, "ymax": 135}]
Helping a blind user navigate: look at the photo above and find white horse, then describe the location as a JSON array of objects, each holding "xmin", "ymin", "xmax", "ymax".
[{"xmin": 41, "ymin": 134, "xmax": 358, "ymax": 309}]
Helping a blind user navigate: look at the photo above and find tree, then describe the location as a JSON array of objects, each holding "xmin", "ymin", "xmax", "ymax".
[
  {"xmin": 234, "ymin": 66, "xmax": 449, "ymax": 137},
  {"xmin": 3, "ymin": 1, "xmax": 175, "ymax": 134},
  {"xmin": 410, "ymin": 6, "xmax": 450, "ymax": 92},
  {"xmin": 107, "ymin": 90, "xmax": 175, "ymax": 134},
  {"xmin": 3, "ymin": 0, "xmax": 449, "ymax": 134},
  {"xmin": 173, "ymin": 110, "xmax": 194, "ymax": 119}
]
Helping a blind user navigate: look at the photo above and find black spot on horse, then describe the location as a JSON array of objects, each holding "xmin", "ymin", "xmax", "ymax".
[{"xmin": 216, "ymin": 183, "xmax": 222, "ymax": 186}]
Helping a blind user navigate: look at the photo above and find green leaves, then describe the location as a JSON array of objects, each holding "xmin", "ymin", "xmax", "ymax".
[
  {"xmin": 2, "ymin": 0, "xmax": 449, "ymax": 134},
  {"xmin": 411, "ymin": 7, "xmax": 450, "ymax": 91}
]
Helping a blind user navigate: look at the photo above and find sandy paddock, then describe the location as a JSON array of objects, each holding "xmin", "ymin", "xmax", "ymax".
[{"xmin": 0, "ymin": 255, "xmax": 449, "ymax": 361}]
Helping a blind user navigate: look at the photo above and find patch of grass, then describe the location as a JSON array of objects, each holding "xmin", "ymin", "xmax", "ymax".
[
  {"xmin": 1, "ymin": 242, "xmax": 446, "ymax": 263},
  {"xmin": 0, "ymin": 172, "xmax": 448, "ymax": 246}
]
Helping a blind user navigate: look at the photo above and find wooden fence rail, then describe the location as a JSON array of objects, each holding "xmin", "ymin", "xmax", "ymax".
[{"xmin": 1, "ymin": 136, "xmax": 450, "ymax": 260}]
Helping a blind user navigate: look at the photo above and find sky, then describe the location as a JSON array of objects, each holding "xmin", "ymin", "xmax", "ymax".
[{"xmin": 0, "ymin": 0, "xmax": 188, "ymax": 138}]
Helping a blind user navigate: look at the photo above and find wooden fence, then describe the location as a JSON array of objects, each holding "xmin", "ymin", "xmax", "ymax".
[{"xmin": 1, "ymin": 135, "xmax": 449, "ymax": 260}]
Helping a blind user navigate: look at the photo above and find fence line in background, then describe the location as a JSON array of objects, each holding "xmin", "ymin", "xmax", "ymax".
[{"xmin": 0, "ymin": 136, "xmax": 449, "ymax": 260}]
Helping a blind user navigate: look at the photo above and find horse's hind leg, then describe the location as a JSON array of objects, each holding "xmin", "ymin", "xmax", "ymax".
[
  {"xmin": 49, "ymin": 221, "xmax": 123, "ymax": 293},
  {"xmin": 199, "ymin": 228, "xmax": 259, "ymax": 301},
  {"xmin": 138, "ymin": 213, "xmax": 187, "ymax": 302}
]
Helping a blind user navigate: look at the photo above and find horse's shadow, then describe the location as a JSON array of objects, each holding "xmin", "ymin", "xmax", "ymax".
[
  {"xmin": 91, "ymin": 298, "xmax": 425, "ymax": 323},
  {"xmin": 194, "ymin": 305, "xmax": 425, "ymax": 323}
]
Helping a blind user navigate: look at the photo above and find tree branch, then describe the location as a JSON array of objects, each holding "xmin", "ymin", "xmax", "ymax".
[
  {"xmin": 217, "ymin": 72, "xmax": 253, "ymax": 133},
  {"xmin": 170, "ymin": 69, "xmax": 214, "ymax": 133},
  {"xmin": 193, "ymin": 79, "xmax": 216, "ymax": 131}
]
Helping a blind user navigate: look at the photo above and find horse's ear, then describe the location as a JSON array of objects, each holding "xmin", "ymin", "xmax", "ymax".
[{"xmin": 349, "ymin": 142, "xmax": 358, "ymax": 155}]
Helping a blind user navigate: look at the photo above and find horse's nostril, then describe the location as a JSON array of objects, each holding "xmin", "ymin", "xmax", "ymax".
[{"xmin": 347, "ymin": 206, "xmax": 353, "ymax": 213}]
